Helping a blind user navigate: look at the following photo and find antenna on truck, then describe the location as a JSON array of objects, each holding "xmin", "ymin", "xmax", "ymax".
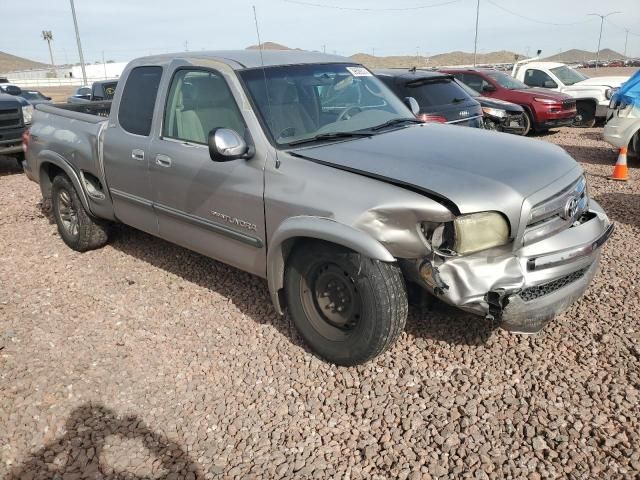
[{"xmin": 252, "ymin": 6, "xmax": 279, "ymax": 167}]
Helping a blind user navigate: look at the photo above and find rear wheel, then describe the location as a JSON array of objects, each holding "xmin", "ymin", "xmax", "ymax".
[
  {"xmin": 51, "ymin": 174, "xmax": 109, "ymax": 252},
  {"xmin": 285, "ymin": 241, "xmax": 407, "ymax": 365}
]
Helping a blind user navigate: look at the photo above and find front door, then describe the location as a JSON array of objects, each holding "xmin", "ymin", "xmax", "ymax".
[
  {"xmin": 103, "ymin": 65, "xmax": 163, "ymax": 234},
  {"xmin": 148, "ymin": 68, "xmax": 266, "ymax": 276}
]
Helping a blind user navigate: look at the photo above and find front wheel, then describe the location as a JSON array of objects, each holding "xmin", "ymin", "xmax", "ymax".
[
  {"xmin": 285, "ymin": 241, "xmax": 408, "ymax": 366},
  {"xmin": 51, "ymin": 174, "xmax": 109, "ymax": 252},
  {"xmin": 574, "ymin": 102, "xmax": 596, "ymax": 128}
]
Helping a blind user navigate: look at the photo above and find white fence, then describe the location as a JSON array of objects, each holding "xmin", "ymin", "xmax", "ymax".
[{"xmin": 5, "ymin": 62, "xmax": 127, "ymax": 87}]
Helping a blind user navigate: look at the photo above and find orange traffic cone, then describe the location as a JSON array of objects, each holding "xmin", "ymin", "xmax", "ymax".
[{"xmin": 610, "ymin": 147, "xmax": 629, "ymax": 181}]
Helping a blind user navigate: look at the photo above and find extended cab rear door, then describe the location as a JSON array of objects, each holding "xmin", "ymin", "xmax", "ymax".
[
  {"xmin": 147, "ymin": 65, "xmax": 267, "ymax": 276},
  {"xmin": 103, "ymin": 65, "xmax": 163, "ymax": 235}
]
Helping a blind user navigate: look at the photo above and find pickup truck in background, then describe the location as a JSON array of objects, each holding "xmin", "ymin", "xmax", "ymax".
[
  {"xmin": 442, "ymin": 68, "xmax": 576, "ymax": 134},
  {"xmin": 67, "ymin": 80, "xmax": 118, "ymax": 104},
  {"xmin": 0, "ymin": 92, "xmax": 31, "ymax": 163},
  {"xmin": 512, "ymin": 61, "xmax": 629, "ymax": 127},
  {"xmin": 24, "ymin": 51, "xmax": 613, "ymax": 365}
]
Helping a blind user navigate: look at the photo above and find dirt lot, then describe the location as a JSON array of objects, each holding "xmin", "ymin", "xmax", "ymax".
[{"xmin": 1, "ymin": 127, "xmax": 639, "ymax": 479}]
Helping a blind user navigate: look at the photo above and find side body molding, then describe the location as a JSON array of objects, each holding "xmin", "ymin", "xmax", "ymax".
[
  {"xmin": 38, "ymin": 150, "xmax": 93, "ymax": 214},
  {"xmin": 266, "ymin": 216, "xmax": 396, "ymax": 315}
]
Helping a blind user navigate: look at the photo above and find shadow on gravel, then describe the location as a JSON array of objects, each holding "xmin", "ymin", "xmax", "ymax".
[
  {"xmin": 7, "ymin": 403, "xmax": 204, "ymax": 480},
  {"xmin": 0, "ymin": 155, "xmax": 23, "ymax": 177},
  {"xmin": 560, "ymin": 144, "xmax": 620, "ymax": 167},
  {"xmin": 594, "ymin": 192, "xmax": 640, "ymax": 229},
  {"xmin": 108, "ymin": 224, "xmax": 497, "ymax": 349}
]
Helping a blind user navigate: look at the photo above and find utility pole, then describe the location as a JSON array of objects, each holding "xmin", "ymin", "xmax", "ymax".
[
  {"xmin": 42, "ymin": 30, "xmax": 56, "ymax": 77},
  {"xmin": 588, "ymin": 11, "xmax": 621, "ymax": 71},
  {"xmin": 102, "ymin": 50, "xmax": 107, "ymax": 79},
  {"xmin": 184, "ymin": 40, "xmax": 189, "ymax": 51},
  {"xmin": 473, "ymin": 0, "xmax": 480, "ymax": 66},
  {"xmin": 69, "ymin": 0, "xmax": 88, "ymax": 85},
  {"xmin": 322, "ymin": 44, "xmax": 326, "ymax": 54},
  {"xmin": 624, "ymin": 28, "xmax": 629, "ymax": 58}
]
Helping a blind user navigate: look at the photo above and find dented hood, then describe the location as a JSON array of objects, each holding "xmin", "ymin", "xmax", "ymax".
[{"xmin": 290, "ymin": 124, "xmax": 580, "ymax": 230}]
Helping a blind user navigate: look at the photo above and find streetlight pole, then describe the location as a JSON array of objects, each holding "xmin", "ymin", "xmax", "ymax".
[
  {"xmin": 473, "ymin": 0, "xmax": 480, "ymax": 66},
  {"xmin": 588, "ymin": 11, "xmax": 621, "ymax": 71},
  {"xmin": 42, "ymin": 30, "xmax": 56, "ymax": 77},
  {"xmin": 69, "ymin": 0, "xmax": 88, "ymax": 85},
  {"xmin": 624, "ymin": 29, "xmax": 629, "ymax": 58}
]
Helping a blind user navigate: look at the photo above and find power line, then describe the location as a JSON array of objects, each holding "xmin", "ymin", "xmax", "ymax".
[
  {"xmin": 486, "ymin": 0, "xmax": 593, "ymax": 26},
  {"xmin": 282, "ymin": 0, "xmax": 463, "ymax": 12},
  {"xmin": 605, "ymin": 18, "xmax": 640, "ymax": 37}
]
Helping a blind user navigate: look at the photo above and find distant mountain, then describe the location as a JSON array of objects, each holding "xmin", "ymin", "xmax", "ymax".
[
  {"xmin": 0, "ymin": 51, "xmax": 48, "ymax": 74},
  {"xmin": 351, "ymin": 50, "xmax": 525, "ymax": 69},
  {"xmin": 246, "ymin": 42, "xmax": 297, "ymax": 51},
  {"xmin": 543, "ymin": 48, "xmax": 626, "ymax": 63}
]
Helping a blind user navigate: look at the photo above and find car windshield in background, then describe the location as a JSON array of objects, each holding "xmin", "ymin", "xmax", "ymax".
[
  {"xmin": 406, "ymin": 77, "xmax": 472, "ymax": 106},
  {"xmin": 19, "ymin": 91, "xmax": 45, "ymax": 100},
  {"xmin": 485, "ymin": 70, "xmax": 529, "ymax": 90},
  {"xmin": 454, "ymin": 80, "xmax": 480, "ymax": 98},
  {"xmin": 103, "ymin": 82, "xmax": 117, "ymax": 99},
  {"xmin": 240, "ymin": 63, "xmax": 414, "ymax": 146},
  {"xmin": 550, "ymin": 66, "xmax": 588, "ymax": 86}
]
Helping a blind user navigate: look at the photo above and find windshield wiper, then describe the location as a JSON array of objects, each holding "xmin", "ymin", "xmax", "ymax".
[
  {"xmin": 369, "ymin": 118, "xmax": 423, "ymax": 131},
  {"xmin": 286, "ymin": 131, "xmax": 373, "ymax": 146},
  {"xmin": 452, "ymin": 97, "xmax": 466, "ymax": 103}
]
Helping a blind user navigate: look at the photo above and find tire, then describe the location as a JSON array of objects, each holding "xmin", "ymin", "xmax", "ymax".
[
  {"xmin": 520, "ymin": 112, "xmax": 531, "ymax": 136},
  {"xmin": 51, "ymin": 174, "xmax": 109, "ymax": 252},
  {"xmin": 574, "ymin": 102, "xmax": 596, "ymax": 128},
  {"xmin": 284, "ymin": 241, "xmax": 408, "ymax": 366}
]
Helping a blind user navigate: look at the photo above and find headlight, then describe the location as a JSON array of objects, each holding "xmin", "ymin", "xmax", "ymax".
[
  {"xmin": 22, "ymin": 105, "xmax": 34, "ymax": 125},
  {"xmin": 605, "ymin": 88, "xmax": 616, "ymax": 100},
  {"xmin": 534, "ymin": 97, "xmax": 560, "ymax": 105},
  {"xmin": 453, "ymin": 212, "xmax": 510, "ymax": 255},
  {"xmin": 482, "ymin": 106, "xmax": 507, "ymax": 118}
]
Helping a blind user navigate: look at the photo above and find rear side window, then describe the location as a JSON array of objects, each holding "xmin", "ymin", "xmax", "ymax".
[
  {"xmin": 405, "ymin": 79, "xmax": 471, "ymax": 107},
  {"xmin": 118, "ymin": 66, "xmax": 162, "ymax": 136}
]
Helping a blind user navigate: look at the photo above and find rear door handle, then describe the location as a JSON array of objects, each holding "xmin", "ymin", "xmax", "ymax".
[
  {"xmin": 131, "ymin": 149, "xmax": 144, "ymax": 161},
  {"xmin": 155, "ymin": 154, "xmax": 172, "ymax": 167}
]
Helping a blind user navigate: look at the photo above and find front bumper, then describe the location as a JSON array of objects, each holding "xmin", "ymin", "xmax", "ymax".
[
  {"xmin": 415, "ymin": 201, "xmax": 612, "ymax": 333},
  {"xmin": 603, "ymin": 111, "xmax": 640, "ymax": 149},
  {"xmin": 536, "ymin": 116, "xmax": 575, "ymax": 129},
  {"xmin": 0, "ymin": 137, "xmax": 23, "ymax": 155}
]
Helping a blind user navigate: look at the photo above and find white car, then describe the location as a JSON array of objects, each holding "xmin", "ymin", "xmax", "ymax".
[
  {"xmin": 512, "ymin": 61, "xmax": 628, "ymax": 127},
  {"xmin": 603, "ymin": 72, "xmax": 640, "ymax": 158}
]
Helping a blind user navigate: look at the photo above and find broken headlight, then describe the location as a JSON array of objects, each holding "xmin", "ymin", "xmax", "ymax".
[{"xmin": 453, "ymin": 212, "xmax": 509, "ymax": 255}]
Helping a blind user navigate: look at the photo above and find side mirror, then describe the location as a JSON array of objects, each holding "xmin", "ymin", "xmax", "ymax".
[
  {"xmin": 45, "ymin": 96, "xmax": 52, "ymax": 101},
  {"xmin": 482, "ymin": 84, "xmax": 496, "ymax": 93},
  {"xmin": 208, "ymin": 128, "xmax": 252, "ymax": 161},
  {"xmin": 404, "ymin": 97, "xmax": 420, "ymax": 115},
  {"xmin": 543, "ymin": 80, "xmax": 558, "ymax": 88}
]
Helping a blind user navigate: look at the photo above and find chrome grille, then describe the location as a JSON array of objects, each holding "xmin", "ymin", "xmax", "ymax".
[
  {"xmin": 0, "ymin": 107, "xmax": 22, "ymax": 129},
  {"xmin": 523, "ymin": 176, "xmax": 588, "ymax": 245}
]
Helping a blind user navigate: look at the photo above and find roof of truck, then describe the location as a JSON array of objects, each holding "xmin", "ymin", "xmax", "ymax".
[{"xmin": 131, "ymin": 50, "xmax": 352, "ymax": 70}]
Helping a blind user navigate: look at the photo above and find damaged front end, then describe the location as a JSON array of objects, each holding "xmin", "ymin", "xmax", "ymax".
[{"xmin": 399, "ymin": 192, "xmax": 613, "ymax": 334}]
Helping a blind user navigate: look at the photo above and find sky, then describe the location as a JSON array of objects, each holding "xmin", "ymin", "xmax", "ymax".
[{"xmin": 2, "ymin": 0, "xmax": 639, "ymax": 65}]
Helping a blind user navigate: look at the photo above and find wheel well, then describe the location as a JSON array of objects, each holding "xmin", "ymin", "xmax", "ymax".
[
  {"xmin": 629, "ymin": 129, "xmax": 640, "ymax": 158},
  {"xmin": 575, "ymin": 98, "xmax": 597, "ymax": 111},
  {"xmin": 39, "ymin": 162, "xmax": 65, "ymax": 201}
]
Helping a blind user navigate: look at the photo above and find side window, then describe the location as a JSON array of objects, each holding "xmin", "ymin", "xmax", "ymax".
[
  {"xmin": 461, "ymin": 73, "xmax": 488, "ymax": 92},
  {"xmin": 118, "ymin": 66, "xmax": 163, "ymax": 136},
  {"xmin": 524, "ymin": 69, "xmax": 554, "ymax": 88},
  {"xmin": 163, "ymin": 69, "xmax": 245, "ymax": 144}
]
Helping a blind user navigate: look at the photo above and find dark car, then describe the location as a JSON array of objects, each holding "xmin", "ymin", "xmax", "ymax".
[
  {"xmin": 0, "ymin": 93, "xmax": 30, "ymax": 163},
  {"xmin": 375, "ymin": 69, "xmax": 483, "ymax": 127},
  {"xmin": 441, "ymin": 68, "xmax": 576, "ymax": 133},
  {"xmin": 455, "ymin": 80, "xmax": 528, "ymax": 135},
  {"xmin": 16, "ymin": 89, "xmax": 52, "ymax": 106},
  {"xmin": 67, "ymin": 80, "xmax": 118, "ymax": 104}
]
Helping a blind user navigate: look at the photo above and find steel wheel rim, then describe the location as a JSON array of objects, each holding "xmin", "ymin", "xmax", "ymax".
[
  {"xmin": 300, "ymin": 261, "xmax": 361, "ymax": 340},
  {"xmin": 57, "ymin": 189, "xmax": 79, "ymax": 238}
]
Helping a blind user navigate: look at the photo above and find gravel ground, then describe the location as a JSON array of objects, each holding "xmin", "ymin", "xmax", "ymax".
[{"xmin": 1, "ymin": 127, "xmax": 639, "ymax": 479}]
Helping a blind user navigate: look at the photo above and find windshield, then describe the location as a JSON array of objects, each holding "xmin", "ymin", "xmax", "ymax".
[
  {"xmin": 20, "ymin": 91, "xmax": 44, "ymax": 100},
  {"xmin": 485, "ymin": 71, "xmax": 529, "ymax": 90},
  {"xmin": 405, "ymin": 77, "xmax": 473, "ymax": 106},
  {"xmin": 240, "ymin": 63, "xmax": 414, "ymax": 146},
  {"xmin": 550, "ymin": 66, "xmax": 588, "ymax": 86}
]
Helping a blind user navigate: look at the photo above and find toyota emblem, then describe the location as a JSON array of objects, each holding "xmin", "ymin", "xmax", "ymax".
[{"xmin": 563, "ymin": 196, "xmax": 580, "ymax": 220}]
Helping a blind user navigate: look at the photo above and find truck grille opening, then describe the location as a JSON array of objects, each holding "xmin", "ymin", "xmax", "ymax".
[
  {"xmin": 0, "ymin": 118, "xmax": 21, "ymax": 128},
  {"xmin": 518, "ymin": 267, "xmax": 589, "ymax": 302}
]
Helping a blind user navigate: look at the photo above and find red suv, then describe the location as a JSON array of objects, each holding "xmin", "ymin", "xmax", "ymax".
[{"xmin": 441, "ymin": 68, "xmax": 576, "ymax": 134}]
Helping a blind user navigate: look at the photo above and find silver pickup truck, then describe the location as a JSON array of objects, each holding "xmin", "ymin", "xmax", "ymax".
[{"xmin": 23, "ymin": 51, "xmax": 613, "ymax": 365}]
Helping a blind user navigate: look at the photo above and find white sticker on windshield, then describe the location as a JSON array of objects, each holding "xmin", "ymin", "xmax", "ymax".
[{"xmin": 346, "ymin": 66, "xmax": 372, "ymax": 77}]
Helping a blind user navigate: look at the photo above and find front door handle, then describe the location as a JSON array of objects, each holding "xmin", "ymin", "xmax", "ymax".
[
  {"xmin": 156, "ymin": 154, "xmax": 172, "ymax": 167},
  {"xmin": 131, "ymin": 149, "xmax": 144, "ymax": 161}
]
